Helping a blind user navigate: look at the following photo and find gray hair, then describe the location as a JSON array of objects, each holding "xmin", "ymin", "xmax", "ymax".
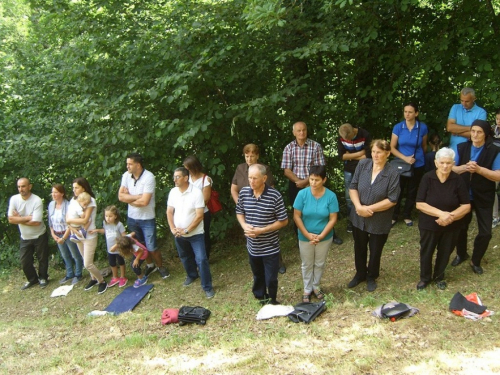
[
  {"xmin": 248, "ymin": 163, "xmax": 267, "ymax": 176},
  {"xmin": 435, "ymin": 147, "xmax": 455, "ymax": 161},
  {"xmin": 461, "ymin": 87, "xmax": 476, "ymax": 97}
]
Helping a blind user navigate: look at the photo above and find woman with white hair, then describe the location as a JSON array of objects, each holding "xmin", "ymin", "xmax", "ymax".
[{"xmin": 415, "ymin": 147, "xmax": 470, "ymax": 290}]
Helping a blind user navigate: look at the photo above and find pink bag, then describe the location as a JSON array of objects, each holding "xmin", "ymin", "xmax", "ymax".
[{"xmin": 161, "ymin": 308, "xmax": 179, "ymax": 325}]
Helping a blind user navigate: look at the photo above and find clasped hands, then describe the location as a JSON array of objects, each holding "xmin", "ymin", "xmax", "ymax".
[
  {"xmin": 171, "ymin": 227, "xmax": 186, "ymax": 237},
  {"xmin": 242, "ymin": 224, "xmax": 262, "ymax": 238},
  {"xmin": 435, "ymin": 211, "xmax": 454, "ymax": 226},
  {"xmin": 306, "ymin": 233, "xmax": 322, "ymax": 245},
  {"xmin": 463, "ymin": 161, "xmax": 481, "ymax": 174},
  {"xmin": 355, "ymin": 205, "xmax": 374, "ymax": 218}
]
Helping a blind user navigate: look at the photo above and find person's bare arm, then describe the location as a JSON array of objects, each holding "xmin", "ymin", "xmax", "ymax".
[
  {"xmin": 466, "ymin": 162, "xmax": 500, "ymax": 182},
  {"xmin": 8, "ymin": 211, "xmax": 41, "ymax": 226},
  {"xmin": 390, "ymin": 133, "xmax": 413, "ymax": 164},
  {"xmin": 129, "ymin": 192, "xmax": 152, "ymax": 207},
  {"xmin": 284, "ymin": 168, "xmax": 308, "ymax": 188},
  {"xmin": 447, "ymin": 118, "xmax": 471, "ymax": 138},
  {"xmin": 66, "ymin": 206, "xmax": 93, "ymax": 226},
  {"xmin": 230, "ymin": 184, "xmax": 240, "ymax": 204},
  {"xmin": 342, "ymin": 150, "xmax": 366, "ymax": 161}
]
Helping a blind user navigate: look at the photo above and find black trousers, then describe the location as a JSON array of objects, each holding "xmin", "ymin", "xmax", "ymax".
[
  {"xmin": 19, "ymin": 232, "xmax": 49, "ymax": 283},
  {"xmin": 393, "ymin": 166, "xmax": 425, "ymax": 221},
  {"xmin": 248, "ymin": 252, "xmax": 279, "ymax": 301},
  {"xmin": 419, "ymin": 229, "xmax": 458, "ymax": 282},
  {"xmin": 352, "ymin": 226, "xmax": 388, "ymax": 281},
  {"xmin": 456, "ymin": 202, "xmax": 493, "ymax": 267}
]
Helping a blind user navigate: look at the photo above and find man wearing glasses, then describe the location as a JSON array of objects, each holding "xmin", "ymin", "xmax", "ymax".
[
  {"xmin": 119, "ymin": 152, "xmax": 170, "ymax": 279},
  {"xmin": 166, "ymin": 167, "xmax": 215, "ymax": 298}
]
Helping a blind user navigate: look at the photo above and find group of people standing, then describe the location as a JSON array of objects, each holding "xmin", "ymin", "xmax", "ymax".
[
  {"xmin": 7, "ymin": 153, "xmax": 215, "ymax": 299},
  {"xmin": 7, "ymin": 87, "xmax": 500, "ymax": 305}
]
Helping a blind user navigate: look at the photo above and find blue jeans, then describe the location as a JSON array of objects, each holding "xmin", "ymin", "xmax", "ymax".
[
  {"xmin": 344, "ymin": 171, "xmax": 354, "ymax": 217},
  {"xmin": 56, "ymin": 233, "xmax": 83, "ymax": 278},
  {"xmin": 127, "ymin": 217, "xmax": 157, "ymax": 251},
  {"xmin": 174, "ymin": 234, "xmax": 213, "ymax": 291}
]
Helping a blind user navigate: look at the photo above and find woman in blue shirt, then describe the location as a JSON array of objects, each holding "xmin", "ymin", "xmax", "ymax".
[
  {"xmin": 293, "ymin": 165, "xmax": 339, "ymax": 303},
  {"xmin": 391, "ymin": 102, "xmax": 428, "ymax": 226}
]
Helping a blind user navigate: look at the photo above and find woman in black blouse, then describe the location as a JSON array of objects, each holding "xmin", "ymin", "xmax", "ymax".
[
  {"xmin": 415, "ymin": 147, "xmax": 470, "ymax": 290},
  {"xmin": 348, "ymin": 140, "xmax": 400, "ymax": 292}
]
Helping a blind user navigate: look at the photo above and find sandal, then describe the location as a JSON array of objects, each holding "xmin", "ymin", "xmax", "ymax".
[
  {"xmin": 302, "ymin": 294, "xmax": 311, "ymax": 303},
  {"xmin": 313, "ymin": 289, "xmax": 325, "ymax": 300}
]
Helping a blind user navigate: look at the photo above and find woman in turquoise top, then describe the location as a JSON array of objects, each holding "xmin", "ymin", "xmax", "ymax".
[{"xmin": 293, "ymin": 165, "xmax": 339, "ymax": 303}]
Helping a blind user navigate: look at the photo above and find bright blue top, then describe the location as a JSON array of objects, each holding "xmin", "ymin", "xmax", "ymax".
[
  {"xmin": 448, "ymin": 103, "xmax": 487, "ymax": 152},
  {"xmin": 392, "ymin": 121, "xmax": 428, "ymax": 168},
  {"xmin": 293, "ymin": 187, "xmax": 339, "ymax": 242}
]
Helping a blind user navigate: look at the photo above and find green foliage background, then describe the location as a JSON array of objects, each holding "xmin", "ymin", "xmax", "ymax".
[{"xmin": 1, "ymin": 0, "xmax": 500, "ymax": 255}]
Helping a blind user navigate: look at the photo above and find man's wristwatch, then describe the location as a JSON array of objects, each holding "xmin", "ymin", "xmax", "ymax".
[{"xmin": 184, "ymin": 229, "xmax": 189, "ymax": 234}]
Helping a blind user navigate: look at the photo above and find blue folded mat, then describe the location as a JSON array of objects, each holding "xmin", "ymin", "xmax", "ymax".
[{"xmin": 104, "ymin": 284, "xmax": 154, "ymax": 315}]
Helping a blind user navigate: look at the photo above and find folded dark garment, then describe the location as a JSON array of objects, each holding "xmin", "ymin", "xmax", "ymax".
[{"xmin": 449, "ymin": 292, "xmax": 486, "ymax": 314}]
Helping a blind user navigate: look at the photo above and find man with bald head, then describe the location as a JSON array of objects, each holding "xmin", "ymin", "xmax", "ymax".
[
  {"xmin": 447, "ymin": 87, "xmax": 487, "ymax": 153},
  {"xmin": 8, "ymin": 178, "xmax": 49, "ymax": 290}
]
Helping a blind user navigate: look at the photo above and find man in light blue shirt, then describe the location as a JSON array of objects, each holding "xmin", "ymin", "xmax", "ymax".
[{"xmin": 447, "ymin": 87, "xmax": 487, "ymax": 152}]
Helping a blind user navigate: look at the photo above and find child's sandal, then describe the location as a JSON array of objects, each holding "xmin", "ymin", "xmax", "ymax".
[{"xmin": 302, "ymin": 294, "xmax": 311, "ymax": 303}]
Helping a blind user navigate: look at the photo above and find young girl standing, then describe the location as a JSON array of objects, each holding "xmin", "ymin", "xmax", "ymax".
[
  {"xmin": 90, "ymin": 206, "xmax": 127, "ymax": 287},
  {"xmin": 113, "ymin": 234, "xmax": 149, "ymax": 288}
]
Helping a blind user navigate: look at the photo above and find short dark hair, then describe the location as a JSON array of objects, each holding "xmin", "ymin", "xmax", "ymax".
[
  {"xmin": 309, "ymin": 165, "xmax": 326, "ymax": 179},
  {"xmin": 404, "ymin": 102, "xmax": 419, "ymax": 112},
  {"xmin": 175, "ymin": 167, "xmax": 189, "ymax": 177},
  {"xmin": 127, "ymin": 153, "xmax": 144, "ymax": 167}
]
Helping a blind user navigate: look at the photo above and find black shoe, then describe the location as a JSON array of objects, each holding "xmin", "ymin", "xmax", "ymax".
[
  {"xmin": 21, "ymin": 280, "xmax": 39, "ymax": 290},
  {"xmin": 366, "ymin": 280, "xmax": 377, "ymax": 292},
  {"xmin": 144, "ymin": 265, "xmax": 157, "ymax": 277},
  {"xmin": 333, "ymin": 236, "xmax": 343, "ymax": 245},
  {"xmin": 347, "ymin": 276, "xmax": 365, "ymax": 288},
  {"xmin": 97, "ymin": 281, "xmax": 108, "ymax": 294},
  {"xmin": 470, "ymin": 263, "xmax": 484, "ymax": 275},
  {"xmin": 84, "ymin": 279, "xmax": 98, "ymax": 291},
  {"xmin": 416, "ymin": 281, "xmax": 428, "ymax": 291},
  {"xmin": 39, "ymin": 279, "xmax": 48, "ymax": 289},
  {"xmin": 347, "ymin": 222, "xmax": 353, "ymax": 233},
  {"xmin": 158, "ymin": 267, "xmax": 170, "ymax": 279},
  {"xmin": 278, "ymin": 265, "xmax": 286, "ymax": 274},
  {"xmin": 451, "ymin": 254, "xmax": 469, "ymax": 266},
  {"xmin": 183, "ymin": 276, "xmax": 198, "ymax": 286},
  {"xmin": 435, "ymin": 280, "xmax": 447, "ymax": 290},
  {"xmin": 269, "ymin": 299, "xmax": 280, "ymax": 305}
]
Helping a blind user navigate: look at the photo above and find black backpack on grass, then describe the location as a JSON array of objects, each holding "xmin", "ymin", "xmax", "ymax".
[
  {"xmin": 178, "ymin": 306, "xmax": 211, "ymax": 326},
  {"xmin": 288, "ymin": 301, "xmax": 326, "ymax": 324}
]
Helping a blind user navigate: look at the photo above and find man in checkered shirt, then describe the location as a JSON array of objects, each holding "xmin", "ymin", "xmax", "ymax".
[{"xmin": 281, "ymin": 122, "xmax": 343, "ymax": 245}]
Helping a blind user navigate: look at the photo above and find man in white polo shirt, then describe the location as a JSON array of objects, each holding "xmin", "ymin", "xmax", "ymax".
[
  {"xmin": 119, "ymin": 153, "xmax": 169, "ymax": 279},
  {"xmin": 8, "ymin": 178, "xmax": 49, "ymax": 290},
  {"xmin": 167, "ymin": 167, "xmax": 215, "ymax": 299}
]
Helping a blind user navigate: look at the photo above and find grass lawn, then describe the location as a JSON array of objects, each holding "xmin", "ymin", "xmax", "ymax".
[{"xmin": 1, "ymin": 216, "xmax": 500, "ymax": 374}]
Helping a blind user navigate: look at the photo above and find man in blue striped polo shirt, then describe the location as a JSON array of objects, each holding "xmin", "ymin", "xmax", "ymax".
[{"xmin": 236, "ymin": 164, "xmax": 289, "ymax": 305}]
